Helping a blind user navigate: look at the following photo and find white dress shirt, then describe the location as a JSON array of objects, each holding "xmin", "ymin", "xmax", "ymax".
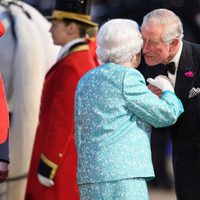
[{"xmin": 167, "ymin": 41, "xmax": 183, "ymax": 87}]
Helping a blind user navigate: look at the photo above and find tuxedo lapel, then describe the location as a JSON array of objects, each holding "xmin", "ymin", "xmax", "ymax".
[{"xmin": 175, "ymin": 42, "xmax": 196, "ymax": 106}]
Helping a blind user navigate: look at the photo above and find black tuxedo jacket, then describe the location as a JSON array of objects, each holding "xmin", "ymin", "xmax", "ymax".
[{"xmin": 145, "ymin": 41, "xmax": 200, "ymax": 158}]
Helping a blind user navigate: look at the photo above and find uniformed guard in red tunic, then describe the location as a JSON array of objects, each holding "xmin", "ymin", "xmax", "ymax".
[
  {"xmin": 0, "ymin": 21, "xmax": 8, "ymax": 144},
  {"xmin": 0, "ymin": 20, "xmax": 10, "ymax": 183},
  {"xmin": 25, "ymin": 0, "xmax": 97, "ymax": 199},
  {"xmin": 85, "ymin": 26, "xmax": 99, "ymax": 66}
]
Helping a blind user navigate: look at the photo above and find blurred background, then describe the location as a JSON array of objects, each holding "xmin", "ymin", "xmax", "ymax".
[
  {"xmin": 19, "ymin": 0, "xmax": 200, "ymax": 199},
  {"xmin": 23, "ymin": 0, "xmax": 200, "ymax": 43}
]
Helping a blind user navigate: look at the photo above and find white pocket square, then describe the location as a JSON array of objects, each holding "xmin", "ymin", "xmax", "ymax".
[{"xmin": 188, "ymin": 87, "xmax": 200, "ymax": 98}]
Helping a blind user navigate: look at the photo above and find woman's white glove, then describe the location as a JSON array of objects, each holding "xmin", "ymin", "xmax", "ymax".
[
  {"xmin": 38, "ymin": 174, "xmax": 54, "ymax": 187},
  {"xmin": 147, "ymin": 75, "xmax": 174, "ymax": 92}
]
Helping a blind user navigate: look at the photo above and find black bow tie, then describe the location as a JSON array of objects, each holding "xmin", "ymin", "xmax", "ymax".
[{"xmin": 165, "ymin": 62, "xmax": 176, "ymax": 74}]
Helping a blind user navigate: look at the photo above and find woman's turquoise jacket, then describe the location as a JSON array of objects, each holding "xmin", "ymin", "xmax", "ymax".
[{"xmin": 75, "ymin": 62, "xmax": 184, "ymax": 184}]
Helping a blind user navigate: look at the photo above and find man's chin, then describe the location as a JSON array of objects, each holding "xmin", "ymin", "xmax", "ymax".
[
  {"xmin": 144, "ymin": 58, "xmax": 158, "ymax": 66},
  {"xmin": 145, "ymin": 61, "xmax": 157, "ymax": 66}
]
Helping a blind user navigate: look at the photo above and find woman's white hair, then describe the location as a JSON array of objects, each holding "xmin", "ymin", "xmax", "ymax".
[
  {"xmin": 97, "ymin": 19, "xmax": 143, "ymax": 64},
  {"xmin": 142, "ymin": 8, "xmax": 184, "ymax": 42}
]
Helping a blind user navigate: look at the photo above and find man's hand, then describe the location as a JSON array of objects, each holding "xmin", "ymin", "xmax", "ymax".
[
  {"xmin": 0, "ymin": 161, "xmax": 8, "ymax": 183},
  {"xmin": 147, "ymin": 75, "xmax": 174, "ymax": 97},
  {"xmin": 148, "ymin": 84, "xmax": 162, "ymax": 97}
]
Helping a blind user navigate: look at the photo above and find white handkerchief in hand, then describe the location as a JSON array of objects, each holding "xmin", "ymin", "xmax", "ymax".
[{"xmin": 188, "ymin": 87, "xmax": 200, "ymax": 98}]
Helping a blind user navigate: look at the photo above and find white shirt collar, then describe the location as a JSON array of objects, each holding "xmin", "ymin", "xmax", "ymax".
[
  {"xmin": 167, "ymin": 41, "xmax": 183, "ymax": 87},
  {"xmin": 57, "ymin": 38, "xmax": 85, "ymax": 60},
  {"xmin": 170, "ymin": 40, "xmax": 183, "ymax": 67}
]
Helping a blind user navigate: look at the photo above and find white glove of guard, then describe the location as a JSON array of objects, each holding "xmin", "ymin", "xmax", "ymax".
[
  {"xmin": 38, "ymin": 174, "xmax": 54, "ymax": 187},
  {"xmin": 147, "ymin": 75, "xmax": 174, "ymax": 92}
]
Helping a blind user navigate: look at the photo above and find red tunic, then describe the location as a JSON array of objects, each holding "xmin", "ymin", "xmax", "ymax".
[
  {"xmin": 85, "ymin": 36, "xmax": 99, "ymax": 66},
  {"xmin": 0, "ymin": 21, "xmax": 8, "ymax": 144},
  {"xmin": 25, "ymin": 46, "xmax": 95, "ymax": 200},
  {"xmin": 0, "ymin": 74, "xmax": 9, "ymax": 144},
  {"xmin": 0, "ymin": 21, "xmax": 5, "ymax": 37}
]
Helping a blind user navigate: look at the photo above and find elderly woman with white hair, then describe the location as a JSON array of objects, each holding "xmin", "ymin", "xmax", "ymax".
[{"xmin": 74, "ymin": 18, "xmax": 184, "ymax": 200}]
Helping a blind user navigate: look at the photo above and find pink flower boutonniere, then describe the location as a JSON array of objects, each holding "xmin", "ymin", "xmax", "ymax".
[{"xmin": 184, "ymin": 71, "xmax": 194, "ymax": 78}]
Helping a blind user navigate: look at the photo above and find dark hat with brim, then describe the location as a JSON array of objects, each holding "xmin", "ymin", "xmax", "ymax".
[
  {"xmin": 47, "ymin": 10, "xmax": 97, "ymax": 27},
  {"xmin": 47, "ymin": 0, "xmax": 97, "ymax": 27},
  {"xmin": 0, "ymin": 21, "xmax": 5, "ymax": 37}
]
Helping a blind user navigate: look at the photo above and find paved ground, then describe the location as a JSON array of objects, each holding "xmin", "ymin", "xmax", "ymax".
[
  {"xmin": 149, "ymin": 156, "xmax": 176, "ymax": 200},
  {"xmin": 149, "ymin": 188, "xmax": 176, "ymax": 200}
]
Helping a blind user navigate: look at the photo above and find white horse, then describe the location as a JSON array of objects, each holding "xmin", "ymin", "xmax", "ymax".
[{"xmin": 0, "ymin": 0, "xmax": 59, "ymax": 199}]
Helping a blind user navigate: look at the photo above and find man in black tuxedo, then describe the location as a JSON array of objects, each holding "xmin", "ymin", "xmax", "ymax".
[{"xmin": 141, "ymin": 8, "xmax": 200, "ymax": 200}]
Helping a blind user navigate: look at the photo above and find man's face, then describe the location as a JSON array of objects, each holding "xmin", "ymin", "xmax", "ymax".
[
  {"xmin": 49, "ymin": 20, "xmax": 70, "ymax": 46},
  {"xmin": 141, "ymin": 24, "xmax": 171, "ymax": 66}
]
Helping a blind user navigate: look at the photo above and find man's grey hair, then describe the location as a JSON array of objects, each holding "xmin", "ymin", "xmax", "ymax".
[
  {"xmin": 141, "ymin": 8, "xmax": 184, "ymax": 42},
  {"xmin": 97, "ymin": 19, "xmax": 143, "ymax": 64}
]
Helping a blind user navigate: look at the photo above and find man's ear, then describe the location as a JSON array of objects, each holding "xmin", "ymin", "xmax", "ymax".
[
  {"xmin": 170, "ymin": 38, "xmax": 179, "ymax": 52},
  {"xmin": 67, "ymin": 22, "xmax": 79, "ymax": 34}
]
